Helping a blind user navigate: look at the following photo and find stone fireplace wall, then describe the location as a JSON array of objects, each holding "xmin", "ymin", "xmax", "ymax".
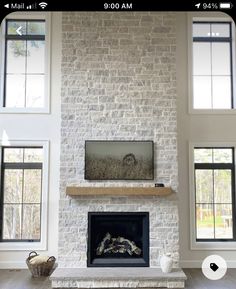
[{"xmin": 59, "ymin": 12, "xmax": 178, "ymax": 267}]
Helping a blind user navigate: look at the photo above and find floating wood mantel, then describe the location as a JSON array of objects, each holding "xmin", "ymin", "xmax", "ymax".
[{"xmin": 66, "ymin": 186, "xmax": 173, "ymax": 196}]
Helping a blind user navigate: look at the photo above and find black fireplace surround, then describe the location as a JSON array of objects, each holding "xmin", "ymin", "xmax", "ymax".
[{"xmin": 87, "ymin": 212, "xmax": 149, "ymax": 267}]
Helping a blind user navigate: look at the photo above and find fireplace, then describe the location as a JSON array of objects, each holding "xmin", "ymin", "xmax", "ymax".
[{"xmin": 87, "ymin": 212, "xmax": 149, "ymax": 267}]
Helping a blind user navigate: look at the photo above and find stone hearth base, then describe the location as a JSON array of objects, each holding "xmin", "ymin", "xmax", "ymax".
[{"xmin": 50, "ymin": 268, "xmax": 187, "ymax": 288}]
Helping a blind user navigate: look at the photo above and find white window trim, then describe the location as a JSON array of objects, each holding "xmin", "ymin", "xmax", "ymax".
[
  {"xmin": 0, "ymin": 140, "xmax": 49, "ymax": 251},
  {"xmin": 187, "ymin": 13, "xmax": 236, "ymax": 114},
  {"xmin": 189, "ymin": 141, "xmax": 236, "ymax": 250},
  {"xmin": 0, "ymin": 12, "xmax": 51, "ymax": 114}
]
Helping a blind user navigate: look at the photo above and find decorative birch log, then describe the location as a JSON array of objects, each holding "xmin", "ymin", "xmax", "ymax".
[
  {"xmin": 96, "ymin": 233, "xmax": 142, "ymax": 256},
  {"xmin": 96, "ymin": 233, "xmax": 112, "ymax": 255}
]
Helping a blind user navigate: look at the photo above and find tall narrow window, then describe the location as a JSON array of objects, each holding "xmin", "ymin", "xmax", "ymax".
[
  {"xmin": 4, "ymin": 20, "xmax": 45, "ymax": 108},
  {"xmin": 0, "ymin": 147, "xmax": 43, "ymax": 241},
  {"xmin": 192, "ymin": 22, "xmax": 233, "ymax": 109},
  {"xmin": 194, "ymin": 147, "xmax": 235, "ymax": 241}
]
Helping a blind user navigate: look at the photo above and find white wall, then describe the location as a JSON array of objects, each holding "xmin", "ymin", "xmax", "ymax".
[
  {"xmin": 0, "ymin": 12, "xmax": 61, "ymax": 268},
  {"xmin": 176, "ymin": 12, "xmax": 236, "ymax": 268}
]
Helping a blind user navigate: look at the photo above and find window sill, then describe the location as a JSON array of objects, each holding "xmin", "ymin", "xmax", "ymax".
[
  {"xmin": 189, "ymin": 109, "xmax": 236, "ymax": 115},
  {"xmin": 0, "ymin": 241, "xmax": 46, "ymax": 251},
  {"xmin": 0, "ymin": 107, "xmax": 50, "ymax": 114},
  {"xmin": 191, "ymin": 241, "xmax": 236, "ymax": 250}
]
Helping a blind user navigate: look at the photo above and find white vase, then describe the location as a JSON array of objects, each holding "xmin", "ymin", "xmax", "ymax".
[{"xmin": 160, "ymin": 253, "xmax": 173, "ymax": 273}]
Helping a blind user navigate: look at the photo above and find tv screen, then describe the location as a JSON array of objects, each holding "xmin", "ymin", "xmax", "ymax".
[{"xmin": 85, "ymin": 140, "xmax": 154, "ymax": 180}]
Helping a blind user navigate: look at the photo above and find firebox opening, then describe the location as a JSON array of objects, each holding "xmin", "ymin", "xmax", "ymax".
[{"xmin": 87, "ymin": 212, "xmax": 149, "ymax": 267}]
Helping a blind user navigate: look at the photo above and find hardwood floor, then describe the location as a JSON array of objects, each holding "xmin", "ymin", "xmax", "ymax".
[
  {"xmin": 0, "ymin": 269, "xmax": 51, "ymax": 289},
  {"xmin": 184, "ymin": 268, "xmax": 236, "ymax": 289},
  {"xmin": 0, "ymin": 268, "xmax": 236, "ymax": 289}
]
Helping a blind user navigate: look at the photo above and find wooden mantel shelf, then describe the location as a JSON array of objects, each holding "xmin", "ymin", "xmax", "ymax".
[{"xmin": 66, "ymin": 186, "xmax": 173, "ymax": 196}]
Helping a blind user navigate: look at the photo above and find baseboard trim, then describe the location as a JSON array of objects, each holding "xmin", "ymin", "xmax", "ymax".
[
  {"xmin": 180, "ymin": 260, "xmax": 201, "ymax": 268},
  {"xmin": 0, "ymin": 261, "xmax": 27, "ymax": 269},
  {"xmin": 180, "ymin": 260, "xmax": 236, "ymax": 268}
]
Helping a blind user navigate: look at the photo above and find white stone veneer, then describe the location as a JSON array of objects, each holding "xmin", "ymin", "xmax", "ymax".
[
  {"xmin": 59, "ymin": 12, "xmax": 179, "ymax": 268},
  {"xmin": 50, "ymin": 268, "xmax": 186, "ymax": 288},
  {"xmin": 58, "ymin": 194, "xmax": 179, "ymax": 267}
]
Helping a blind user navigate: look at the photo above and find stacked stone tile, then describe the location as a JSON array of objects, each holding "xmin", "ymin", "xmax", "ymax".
[{"xmin": 59, "ymin": 12, "xmax": 179, "ymax": 268}]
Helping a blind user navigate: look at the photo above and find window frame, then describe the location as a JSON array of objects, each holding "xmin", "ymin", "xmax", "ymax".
[
  {"xmin": 4, "ymin": 19, "xmax": 46, "ymax": 108},
  {"xmin": 1, "ymin": 146, "xmax": 43, "ymax": 242},
  {"xmin": 0, "ymin": 12, "xmax": 51, "ymax": 114},
  {"xmin": 188, "ymin": 14, "xmax": 236, "ymax": 114},
  {"xmin": 189, "ymin": 142, "xmax": 236, "ymax": 250},
  {"xmin": 0, "ymin": 140, "xmax": 49, "ymax": 251},
  {"xmin": 194, "ymin": 147, "xmax": 235, "ymax": 242},
  {"xmin": 193, "ymin": 21, "xmax": 233, "ymax": 109}
]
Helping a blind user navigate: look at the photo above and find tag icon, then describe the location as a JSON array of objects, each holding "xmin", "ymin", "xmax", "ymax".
[
  {"xmin": 210, "ymin": 263, "xmax": 219, "ymax": 272},
  {"xmin": 202, "ymin": 255, "xmax": 227, "ymax": 280}
]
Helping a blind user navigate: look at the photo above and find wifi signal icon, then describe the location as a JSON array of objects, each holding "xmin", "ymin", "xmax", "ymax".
[{"xmin": 39, "ymin": 2, "xmax": 48, "ymax": 9}]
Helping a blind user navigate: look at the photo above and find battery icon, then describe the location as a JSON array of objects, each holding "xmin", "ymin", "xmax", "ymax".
[{"xmin": 219, "ymin": 2, "xmax": 233, "ymax": 8}]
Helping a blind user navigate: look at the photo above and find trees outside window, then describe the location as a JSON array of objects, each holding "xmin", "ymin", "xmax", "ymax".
[
  {"xmin": 0, "ymin": 147, "xmax": 43, "ymax": 241},
  {"xmin": 194, "ymin": 147, "xmax": 235, "ymax": 241}
]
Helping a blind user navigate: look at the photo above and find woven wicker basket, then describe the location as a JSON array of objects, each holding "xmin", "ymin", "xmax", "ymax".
[{"xmin": 26, "ymin": 251, "xmax": 56, "ymax": 277}]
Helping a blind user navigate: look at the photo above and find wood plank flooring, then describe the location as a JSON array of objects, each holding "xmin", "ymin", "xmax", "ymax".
[
  {"xmin": 0, "ymin": 268, "xmax": 236, "ymax": 289},
  {"xmin": 0, "ymin": 269, "xmax": 51, "ymax": 289},
  {"xmin": 184, "ymin": 268, "xmax": 236, "ymax": 289}
]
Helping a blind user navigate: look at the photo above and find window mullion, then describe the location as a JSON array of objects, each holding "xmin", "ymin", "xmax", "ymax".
[
  {"xmin": 21, "ymin": 169, "xmax": 24, "ymax": 239},
  {"xmin": 3, "ymin": 163, "xmax": 42, "ymax": 169},
  {"xmin": 3, "ymin": 37, "xmax": 7, "ymax": 107},
  {"xmin": 0, "ymin": 149, "xmax": 4, "ymax": 240},
  {"xmin": 39, "ymin": 168, "xmax": 43, "ymax": 241},
  {"xmin": 210, "ymin": 36, "xmax": 213, "ymax": 108},
  {"xmin": 210, "ymin": 24, "xmax": 214, "ymax": 109},
  {"xmin": 229, "ymin": 24, "xmax": 234, "ymax": 108},
  {"xmin": 212, "ymin": 169, "xmax": 216, "ymax": 239},
  {"xmin": 24, "ymin": 39, "xmax": 27, "ymax": 108}
]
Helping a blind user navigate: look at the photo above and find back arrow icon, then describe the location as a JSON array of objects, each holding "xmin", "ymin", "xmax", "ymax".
[{"xmin": 16, "ymin": 26, "xmax": 22, "ymax": 36}]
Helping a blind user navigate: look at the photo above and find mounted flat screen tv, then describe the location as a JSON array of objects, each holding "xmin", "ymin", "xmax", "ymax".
[{"xmin": 85, "ymin": 140, "xmax": 154, "ymax": 180}]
